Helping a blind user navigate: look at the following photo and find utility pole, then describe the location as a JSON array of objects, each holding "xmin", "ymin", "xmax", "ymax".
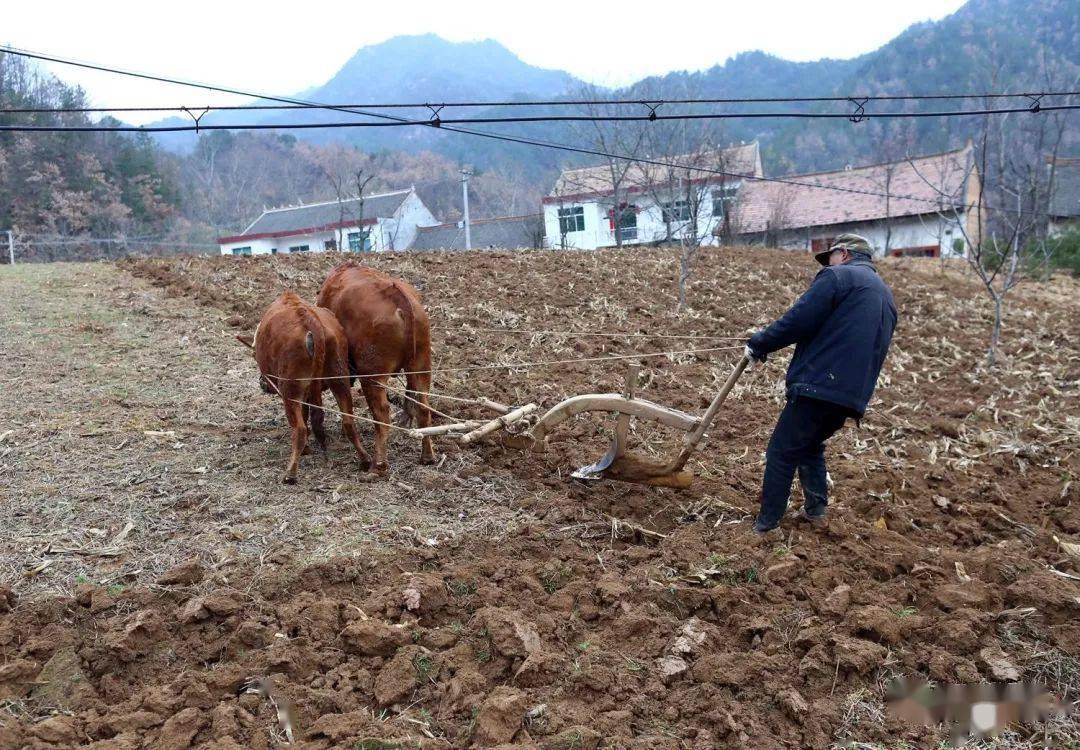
[
  {"xmin": 6, "ymin": 230, "xmax": 12, "ymax": 266},
  {"xmin": 460, "ymin": 169, "xmax": 473, "ymax": 251}
]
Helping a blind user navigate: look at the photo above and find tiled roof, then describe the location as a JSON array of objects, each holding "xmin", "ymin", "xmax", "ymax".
[
  {"xmin": 408, "ymin": 214, "xmax": 544, "ymax": 250},
  {"xmin": 220, "ymin": 189, "xmax": 412, "ymax": 243},
  {"xmin": 1049, "ymin": 157, "xmax": 1080, "ymax": 219},
  {"xmin": 732, "ymin": 144, "xmax": 975, "ymax": 234},
  {"xmin": 547, "ymin": 141, "xmax": 762, "ymax": 203}
]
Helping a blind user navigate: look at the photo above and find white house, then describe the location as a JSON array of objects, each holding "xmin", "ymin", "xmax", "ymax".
[
  {"xmin": 731, "ymin": 144, "xmax": 984, "ymax": 258},
  {"xmin": 217, "ymin": 188, "xmax": 437, "ymax": 256},
  {"xmin": 541, "ymin": 142, "xmax": 763, "ymax": 250}
]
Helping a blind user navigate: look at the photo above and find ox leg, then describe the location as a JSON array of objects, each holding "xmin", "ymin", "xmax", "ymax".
[
  {"xmin": 283, "ymin": 396, "xmax": 307, "ymax": 484},
  {"xmin": 406, "ymin": 369, "xmax": 436, "ymax": 465},
  {"xmin": 308, "ymin": 387, "xmax": 329, "ymax": 457},
  {"xmin": 300, "ymin": 403, "xmax": 313, "ymax": 455},
  {"xmin": 330, "ymin": 381, "xmax": 372, "ymax": 471},
  {"xmin": 360, "ymin": 377, "xmax": 392, "ymax": 474}
]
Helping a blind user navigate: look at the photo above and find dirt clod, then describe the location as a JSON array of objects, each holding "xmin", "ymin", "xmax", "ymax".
[
  {"xmin": 341, "ymin": 619, "xmax": 411, "ymax": 656},
  {"xmin": 156, "ymin": 559, "xmax": 205, "ymax": 586},
  {"xmin": 473, "ymin": 686, "xmax": 528, "ymax": 746}
]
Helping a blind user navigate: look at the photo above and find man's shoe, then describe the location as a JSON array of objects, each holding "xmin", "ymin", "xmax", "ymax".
[
  {"xmin": 797, "ymin": 507, "xmax": 827, "ymax": 527},
  {"xmin": 752, "ymin": 517, "xmax": 779, "ymax": 535}
]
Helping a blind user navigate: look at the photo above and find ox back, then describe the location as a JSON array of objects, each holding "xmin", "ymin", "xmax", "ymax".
[{"xmin": 317, "ymin": 262, "xmax": 436, "ymax": 470}]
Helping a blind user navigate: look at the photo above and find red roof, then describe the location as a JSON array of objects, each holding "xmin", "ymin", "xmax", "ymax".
[{"xmin": 732, "ymin": 144, "xmax": 975, "ymax": 234}]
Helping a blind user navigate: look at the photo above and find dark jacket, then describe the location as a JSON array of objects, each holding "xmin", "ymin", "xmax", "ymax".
[{"xmin": 748, "ymin": 256, "xmax": 897, "ymax": 417}]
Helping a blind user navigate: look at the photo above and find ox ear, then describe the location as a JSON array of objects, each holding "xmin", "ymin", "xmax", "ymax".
[{"xmin": 235, "ymin": 334, "xmax": 255, "ymax": 349}]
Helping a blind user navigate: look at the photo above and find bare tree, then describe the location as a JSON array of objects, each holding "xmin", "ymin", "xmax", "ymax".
[
  {"xmin": 324, "ymin": 167, "xmax": 375, "ymax": 252},
  {"xmin": 867, "ymin": 120, "xmax": 917, "ymax": 256},
  {"xmin": 910, "ymin": 91, "xmax": 1072, "ymax": 364},
  {"xmin": 566, "ymin": 84, "xmax": 647, "ymax": 248}
]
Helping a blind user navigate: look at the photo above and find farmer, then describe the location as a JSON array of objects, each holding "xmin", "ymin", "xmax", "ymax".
[{"xmin": 744, "ymin": 234, "xmax": 897, "ymax": 534}]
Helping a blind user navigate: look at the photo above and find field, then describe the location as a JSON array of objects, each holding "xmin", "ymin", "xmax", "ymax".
[{"xmin": 1, "ymin": 247, "xmax": 1078, "ymax": 749}]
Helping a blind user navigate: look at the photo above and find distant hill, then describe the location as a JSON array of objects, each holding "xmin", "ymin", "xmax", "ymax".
[{"xmin": 620, "ymin": 0, "xmax": 1079, "ymax": 174}]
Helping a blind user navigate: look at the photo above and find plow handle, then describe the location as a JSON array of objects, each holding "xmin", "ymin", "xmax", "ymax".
[{"xmin": 668, "ymin": 355, "xmax": 750, "ymax": 472}]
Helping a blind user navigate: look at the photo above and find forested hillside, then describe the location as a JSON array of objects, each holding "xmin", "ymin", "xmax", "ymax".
[{"xmin": 1, "ymin": 0, "xmax": 1076, "ymax": 258}]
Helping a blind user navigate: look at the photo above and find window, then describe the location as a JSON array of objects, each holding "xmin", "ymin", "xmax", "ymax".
[
  {"xmin": 324, "ymin": 238, "xmax": 337, "ymax": 251},
  {"xmin": 607, "ymin": 203, "xmax": 637, "ymax": 242},
  {"xmin": 230, "ymin": 246, "xmax": 252, "ymax": 256},
  {"xmin": 661, "ymin": 200, "xmax": 691, "ymax": 222},
  {"xmin": 270, "ymin": 248, "xmax": 278, "ymax": 255},
  {"xmin": 557, "ymin": 206, "xmax": 585, "ymax": 234},
  {"xmin": 711, "ymin": 185, "xmax": 739, "ymax": 217},
  {"xmin": 348, "ymin": 231, "xmax": 373, "ymax": 252},
  {"xmin": 289, "ymin": 244, "xmax": 310, "ymax": 253}
]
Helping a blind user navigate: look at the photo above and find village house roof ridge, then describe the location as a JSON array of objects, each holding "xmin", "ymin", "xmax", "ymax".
[
  {"xmin": 416, "ymin": 212, "xmax": 543, "ymax": 231},
  {"xmin": 224, "ymin": 188, "xmax": 416, "ymax": 242},
  {"xmin": 259, "ymin": 187, "xmax": 414, "ymax": 216},
  {"xmin": 548, "ymin": 141, "xmax": 762, "ymax": 201},
  {"xmin": 766, "ymin": 142, "xmax": 974, "ymax": 184},
  {"xmin": 408, "ymin": 213, "xmax": 543, "ymax": 251}
]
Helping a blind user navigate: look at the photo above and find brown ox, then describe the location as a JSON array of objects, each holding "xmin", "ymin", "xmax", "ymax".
[
  {"xmin": 240, "ymin": 290, "xmax": 371, "ymax": 482},
  {"xmin": 317, "ymin": 262, "xmax": 435, "ymax": 471}
]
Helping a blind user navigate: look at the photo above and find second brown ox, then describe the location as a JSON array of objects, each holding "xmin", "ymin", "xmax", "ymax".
[
  {"xmin": 242, "ymin": 290, "xmax": 371, "ymax": 482},
  {"xmin": 317, "ymin": 262, "xmax": 436, "ymax": 471}
]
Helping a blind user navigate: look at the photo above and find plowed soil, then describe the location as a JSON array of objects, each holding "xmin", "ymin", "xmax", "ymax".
[{"xmin": 1, "ymin": 247, "xmax": 1078, "ymax": 749}]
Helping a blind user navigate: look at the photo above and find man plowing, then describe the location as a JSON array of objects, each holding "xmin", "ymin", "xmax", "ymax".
[{"xmin": 745, "ymin": 234, "xmax": 898, "ymax": 534}]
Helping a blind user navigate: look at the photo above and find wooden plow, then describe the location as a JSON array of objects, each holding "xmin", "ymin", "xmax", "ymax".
[
  {"xmin": 514, "ymin": 354, "xmax": 750, "ymax": 487},
  {"xmin": 401, "ymin": 354, "xmax": 749, "ymax": 488},
  {"xmin": 407, "ymin": 399, "xmax": 539, "ymax": 446}
]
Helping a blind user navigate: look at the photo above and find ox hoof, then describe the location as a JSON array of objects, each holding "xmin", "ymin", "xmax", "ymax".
[
  {"xmin": 282, "ymin": 474, "xmax": 298, "ymax": 485},
  {"xmin": 419, "ymin": 452, "xmax": 437, "ymax": 466},
  {"xmin": 373, "ymin": 461, "xmax": 389, "ymax": 475},
  {"xmin": 301, "ymin": 444, "xmax": 313, "ymax": 456}
]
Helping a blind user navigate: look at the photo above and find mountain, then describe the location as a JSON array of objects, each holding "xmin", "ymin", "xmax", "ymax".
[
  {"xmin": 623, "ymin": 0, "xmax": 1079, "ymax": 173},
  {"xmin": 151, "ymin": 35, "xmax": 583, "ymax": 160}
]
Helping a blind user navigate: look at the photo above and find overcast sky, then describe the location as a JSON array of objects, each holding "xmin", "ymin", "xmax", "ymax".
[{"xmin": 5, "ymin": 0, "xmax": 967, "ymax": 124}]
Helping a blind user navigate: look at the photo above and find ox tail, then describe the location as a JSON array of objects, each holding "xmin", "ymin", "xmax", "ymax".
[
  {"xmin": 296, "ymin": 306, "xmax": 327, "ymax": 369},
  {"xmin": 387, "ymin": 282, "xmax": 417, "ymax": 367}
]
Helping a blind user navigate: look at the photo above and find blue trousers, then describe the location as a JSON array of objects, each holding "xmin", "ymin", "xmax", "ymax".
[{"xmin": 757, "ymin": 396, "xmax": 850, "ymax": 528}]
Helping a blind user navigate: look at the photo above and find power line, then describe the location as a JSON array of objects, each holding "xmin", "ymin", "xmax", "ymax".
[
  {"xmin": 1, "ymin": 45, "xmax": 1065, "ymax": 219},
  {"xmin": 2, "ymin": 104, "xmax": 1077, "ymax": 132},
  {"xmin": 2, "ymin": 92, "xmax": 1077, "ymax": 114}
]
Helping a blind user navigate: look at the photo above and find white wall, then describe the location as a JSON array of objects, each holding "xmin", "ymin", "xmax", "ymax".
[
  {"xmin": 744, "ymin": 213, "xmax": 972, "ymax": 258},
  {"xmin": 543, "ymin": 185, "xmax": 734, "ymax": 250},
  {"xmin": 219, "ymin": 231, "xmax": 340, "ymax": 256},
  {"xmin": 388, "ymin": 192, "xmax": 438, "ymax": 251}
]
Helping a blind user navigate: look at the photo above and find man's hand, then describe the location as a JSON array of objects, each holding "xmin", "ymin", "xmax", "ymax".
[{"xmin": 744, "ymin": 343, "xmax": 767, "ymax": 369}]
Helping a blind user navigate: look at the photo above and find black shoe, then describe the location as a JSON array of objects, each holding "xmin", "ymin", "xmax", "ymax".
[
  {"xmin": 797, "ymin": 507, "xmax": 826, "ymax": 526},
  {"xmin": 752, "ymin": 518, "xmax": 778, "ymax": 535}
]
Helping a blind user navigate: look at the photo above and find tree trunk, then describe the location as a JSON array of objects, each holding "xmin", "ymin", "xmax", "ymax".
[
  {"xmin": 988, "ymin": 293, "xmax": 1003, "ymax": 366},
  {"xmin": 677, "ymin": 250, "xmax": 690, "ymax": 312}
]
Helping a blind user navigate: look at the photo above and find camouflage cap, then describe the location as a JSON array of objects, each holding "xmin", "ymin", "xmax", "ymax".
[{"xmin": 814, "ymin": 233, "xmax": 873, "ymax": 266}]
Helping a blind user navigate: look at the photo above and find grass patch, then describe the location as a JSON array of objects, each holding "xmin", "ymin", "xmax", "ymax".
[
  {"xmin": 412, "ymin": 653, "xmax": 436, "ymax": 681},
  {"xmin": 446, "ymin": 578, "xmax": 478, "ymax": 597}
]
